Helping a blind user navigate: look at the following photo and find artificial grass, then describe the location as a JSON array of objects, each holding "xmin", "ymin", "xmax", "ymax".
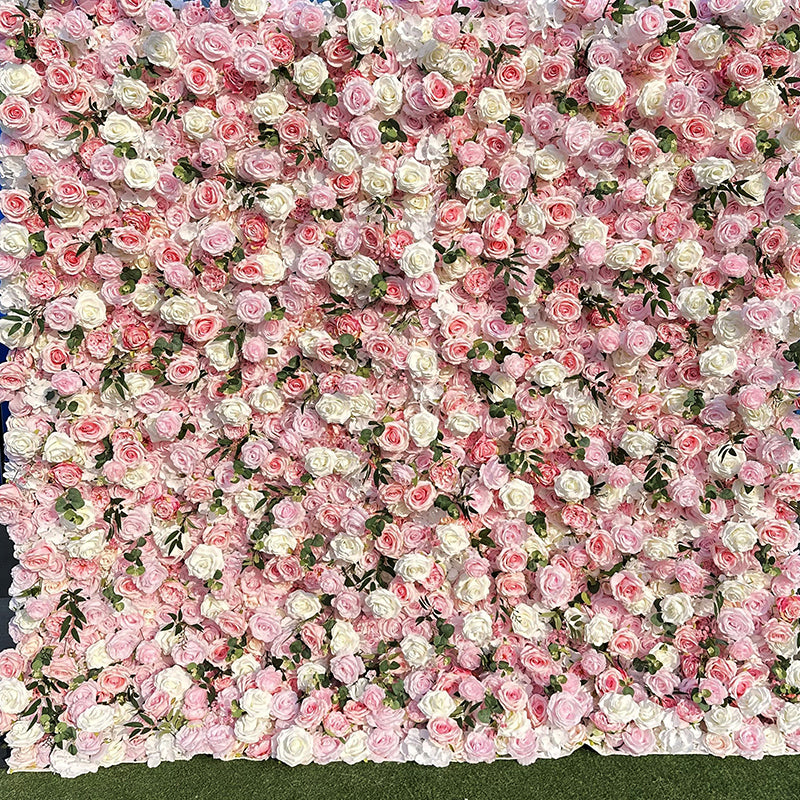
[{"xmin": 1, "ymin": 747, "xmax": 799, "ymax": 800}]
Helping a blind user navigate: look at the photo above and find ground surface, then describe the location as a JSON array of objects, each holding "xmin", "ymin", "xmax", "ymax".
[{"xmin": 1, "ymin": 748, "xmax": 800, "ymax": 800}]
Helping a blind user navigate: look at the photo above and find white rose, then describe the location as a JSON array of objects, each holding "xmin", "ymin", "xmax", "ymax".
[
  {"xmin": 6, "ymin": 720, "xmax": 44, "ymax": 749},
  {"xmin": 699, "ymin": 344, "xmax": 738, "ymax": 378},
  {"xmin": 454, "ymin": 574, "xmax": 491, "ymax": 604},
  {"xmin": 620, "ymin": 429, "xmax": 658, "ymax": 459},
  {"xmin": 347, "ymin": 8, "xmax": 382, "ymax": 54},
  {"xmin": 249, "ymin": 385, "xmax": 283, "ymax": 414},
  {"xmin": 123, "ymin": 158, "xmax": 159, "ymax": 191},
  {"xmin": 186, "ymin": 544, "xmax": 224, "ymax": 581},
  {"xmin": 585, "ymin": 66, "xmax": 626, "ymax": 106},
  {"xmin": 330, "ymin": 534, "xmax": 364, "ymax": 564},
  {"xmin": 327, "ymin": 139, "xmax": 360, "ymax": 175},
  {"xmin": 605, "ymin": 242, "xmax": 640, "ymax": 270},
  {"xmin": 85, "ymin": 640, "xmax": 113, "ymax": 670},
  {"xmin": 568, "ymin": 400, "xmax": 601, "ymax": 428},
  {"xmin": 526, "ymin": 323, "xmax": 560, "ymax": 351},
  {"xmin": 261, "ymin": 184, "xmax": 295, "ymax": 221},
  {"xmin": 778, "ymin": 703, "xmax": 800, "ymax": 734},
  {"xmin": 398, "ymin": 240, "xmax": 436, "ymax": 277},
  {"xmin": 787, "ymin": 662, "xmax": 800, "ymax": 688},
  {"xmin": 305, "ymin": 447, "xmax": 337, "ymax": 477},
  {"xmin": 132, "ymin": 284, "xmax": 160, "ymax": 314},
  {"xmin": 570, "ymin": 216, "xmax": 608, "ymax": 247},
  {"xmin": 43, "ymin": 432, "xmax": 77, "ymax": 463},
  {"xmin": 396, "ymin": 553, "xmax": 434, "ymax": 583},
  {"xmin": 445, "ymin": 409, "xmax": 479, "ymax": 436},
  {"xmin": 249, "ymin": 252, "xmax": 285, "ymax": 285},
  {"xmin": 444, "ymin": 50, "xmax": 475, "ymax": 84},
  {"xmin": 373, "ymin": 75, "xmax": 403, "ymax": 115},
  {"xmin": 234, "ymin": 714, "xmax": 268, "ymax": 744},
  {"xmin": 476, "ymin": 87, "xmax": 510, "ymax": 123},
  {"xmin": 346, "ymin": 254, "xmax": 378, "ymax": 285},
  {"xmin": 101, "ymin": 112, "xmax": 143, "ymax": 144},
  {"xmin": 240, "ymin": 688, "xmax": 273, "ymax": 718},
  {"xmin": 743, "ymin": 82, "xmax": 780, "ymax": 119},
  {"xmin": 77, "ymin": 705, "xmax": 115, "ymax": 733},
  {"xmin": 708, "ymin": 444, "xmax": 745, "ymax": 478},
  {"xmin": 532, "ymin": 359, "xmax": 566, "ymax": 387},
  {"xmin": 154, "ymin": 665, "xmax": 193, "ymax": 699},
  {"xmin": 330, "ymin": 620, "xmax": 360, "ymax": 655},
  {"xmin": 230, "ymin": 0, "xmax": 268, "ymax": 23},
  {"xmin": 361, "ymin": 164, "xmax": 393, "ymax": 198},
  {"xmin": 111, "ymin": 75, "xmax": 149, "ymax": 109},
  {"xmin": 739, "ymin": 686, "xmax": 771, "ymax": 718},
  {"xmin": 218, "ymin": 397, "xmax": 251, "ymax": 425},
  {"xmin": 275, "ymin": 726, "xmax": 314, "ymax": 767},
  {"xmin": 488, "ymin": 372, "xmax": 516, "ymax": 402},
  {"xmin": 668, "ymin": 240, "xmax": 704, "ymax": 273},
  {"xmin": 660, "ymin": 593, "xmax": 694, "ymax": 625},
  {"xmin": 264, "ymin": 528, "xmax": 296, "ymax": 556},
  {"xmin": 584, "ymin": 614, "xmax": 613, "ymax": 646},
  {"xmin": 705, "ymin": 705, "xmax": 743, "ymax": 734},
  {"xmin": 143, "ymin": 32, "xmax": 179, "ymax": 68},
  {"xmin": 688, "ymin": 25, "xmax": 726, "ymax": 63},
  {"xmin": 637, "ymin": 79, "xmax": 666, "ymax": 118},
  {"xmin": 675, "ymin": 285, "xmax": 714, "ymax": 322},
  {"xmin": 316, "ymin": 393, "xmax": 351, "ymax": 424},
  {"xmin": 0, "ymin": 223, "xmax": 31, "ymax": 258},
  {"xmin": 436, "ymin": 522, "xmax": 470, "ymax": 556},
  {"xmin": 408, "ymin": 410, "xmax": 439, "ymax": 447},
  {"xmin": 74, "ymin": 290, "xmax": 107, "ymax": 329},
  {"xmin": 553, "ymin": 469, "xmax": 591, "ymax": 502},
  {"xmin": 743, "ymin": 0, "xmax": 783, "ymax": 23},
  {"xmin": 0, "ymin": 63, "xmax": 41, "ymax": 97},
  {"xmin": 456, "ymin": 166, "xmax": 489, "ymax": 198},
  {"xmin": 462, "ymin": 610, "xmax": 493, "ymax": 644},
  {"xmin": 511, "ymin": 603, "xmax": 545, "ymax": 639},
  {"xmin": 0, "ymin": 679, "xmax": 31, "ymax": 714},
  {"xmin": 159, "ymin": 295, "xmax": 199, "ymax": 326},
  {"xmin": 251, "ymin": 92, "xmax": 288, "ymax": 124},
  {"xmin": 517, "ymin": 201, "xmax": 547, "ymax": 235},
  {"xmin": 182, "ymin": 106, "xmax": 215, "ymax": 141},
  {"xmin": 365, "ymin": 588, "xmax": 401, "ymax": 619},
  {"xmin": 407, "ymin": 346, "xmax": 439, "ymax": 380},
  {"xmin": 5, "ymin": 428, "xmax": 41, "ymax": 461},
  {"xmin": 334, "ymin": 450, "xmax": 360, "ymax": 476},
  {"xmin": 645, "ymin": 170, "xmax": 674, "ymax": 206},
  {"xmin": 692, "ymin": 157, "xmax": 736, "ymax": 189},
  {"xmin": 418, "ymin": 689, "xmax": 457, "ymax": 719},
  {"xmin": 285, "ymin": 590, "xmax": 322, "ymax": 620},
  {"xmin": 205, "ymin": 339, "xmax": 238, "ymax": 371},
  {"xmin": 235, "ymin": 490, "xmax": 262, "ymax": 519},
  {"xmin": 713, "ymin": 309, "xmax": 748, "ymax": 344},
  {"xmin": 533, "ymin": 145, "xmax": 567, "ymax": 181},
  {"xmin": 721, "ymin": 521, "xmax": 758, "ymax": 553},
  {"xmin": 294, "ymin": 54, "xmax": 328, "ymax": 95},
  {"xmin": 396, "ymin": 159, "xmax": 431, "ymax": 195},
  {"xmin": 499, "ymin": 478, "xmax": 535, "ymax": 513},
  {"xmin": 598, "ymin": 692, "xmax": 638, "ymax": 725},
  {"xmin": 401, "ymin": 634, "xmax": 435, "ymax": 668}
]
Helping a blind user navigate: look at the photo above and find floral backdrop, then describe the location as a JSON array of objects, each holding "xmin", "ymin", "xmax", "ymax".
[{"xmin": 0, "ymin": 0, "xmax": 799, "ymax": 778}]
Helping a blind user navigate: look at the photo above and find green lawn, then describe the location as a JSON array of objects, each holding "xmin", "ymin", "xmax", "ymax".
[{"xmin": 1, "ymin": 748, "xmax": 799, "ymax": 800}]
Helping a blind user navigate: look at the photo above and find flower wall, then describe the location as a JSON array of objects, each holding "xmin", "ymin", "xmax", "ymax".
[{"xmin": 1, "ymin": 0, "xmax": 800, "ymax": 777}]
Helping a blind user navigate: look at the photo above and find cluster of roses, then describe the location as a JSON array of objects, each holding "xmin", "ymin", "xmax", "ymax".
[{"xmin": 0, "ymin": 0, "xmax": 800, "ymax": 777}]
